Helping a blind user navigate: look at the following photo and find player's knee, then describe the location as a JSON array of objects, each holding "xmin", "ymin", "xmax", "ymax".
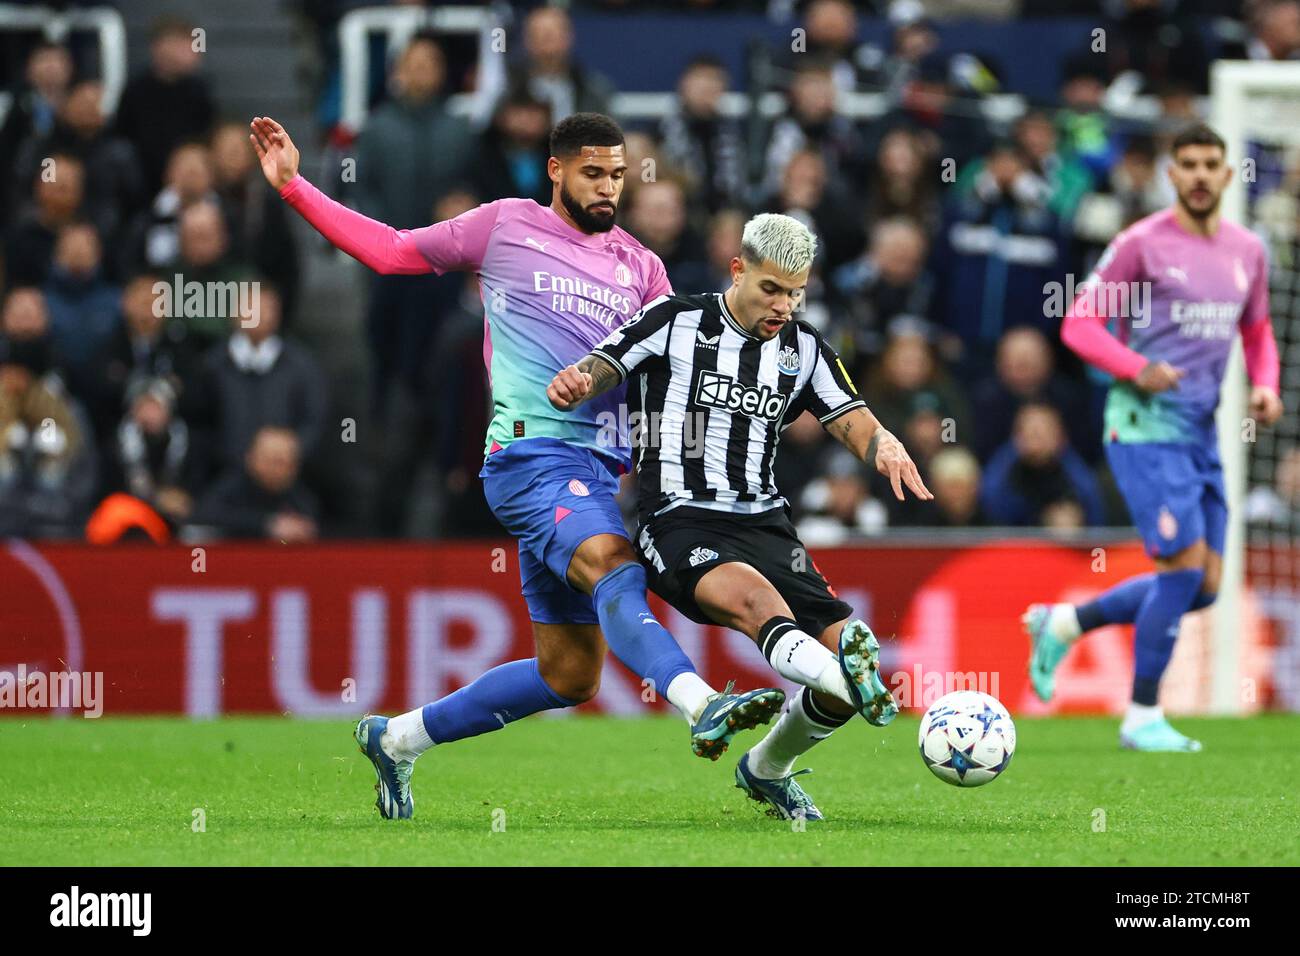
[
  {"xmin": 549, "ymin": 670, "xmax": 601, "ymax": 705},
  {"xmin": 570, "ymin": 536, "xmax": 638, "ymax": 591},
  {"xmin": 736, "ymin": 586, "xmax": 787, "ymax": 633}
]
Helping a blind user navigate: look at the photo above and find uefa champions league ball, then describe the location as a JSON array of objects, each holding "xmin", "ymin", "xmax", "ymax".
[{"xmin": 918, "ymin": 690, "xmax": 1016, "ymax": 788}]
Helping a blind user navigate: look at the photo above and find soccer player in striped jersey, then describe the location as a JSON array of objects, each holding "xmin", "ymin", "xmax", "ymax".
[
  {"xmin": 251, "ymin": 113, "xmax": 783, "ymax": 820},
  {"xmin": 548, "ymin": 213, "xmax": 933, "ymax": 820},
  {"xmin": 1023, "ymin": 123, "xmax": 1283, "ymax": 752}
]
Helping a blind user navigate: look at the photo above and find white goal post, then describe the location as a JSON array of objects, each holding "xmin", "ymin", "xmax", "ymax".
[{"xmin": 1210, "ymin": 60, "xmax": 1300, "ymax": 714}]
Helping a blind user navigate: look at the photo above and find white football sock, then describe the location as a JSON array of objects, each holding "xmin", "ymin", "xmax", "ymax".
[
  {"xmin": 1049, "ymin": 604, "xmax": 1082, "ymax": 642},
  {"xmin": 1121, "ymin": 702, "xmax": 1163, "ymax": 736},
  {"xmin": 383, "ymin": 708, "xmax": 435, "ymax": 762},
  {"xmin": 666, "ymin": 672, "xmax": 715, "ymax": 723},
  {"xmin": 764, "ymin": 625, "xmax": 855, "ymax": 707},
  {"xmin": 747, "ymin": 690, "xmax": 843, "ymax": 780}
]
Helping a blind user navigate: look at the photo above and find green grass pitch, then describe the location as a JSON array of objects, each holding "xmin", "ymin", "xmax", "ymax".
[{"xmin": 3, "ymin": 714, "xmax": 1297, "ymax": 866}]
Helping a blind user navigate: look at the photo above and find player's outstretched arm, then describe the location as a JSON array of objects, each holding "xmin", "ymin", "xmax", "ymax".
[
  {"xmin": 249, "ymin": 116, "xmax": 443, "ymax": 276},
  {"xmin": 547, "ymin": 354, "xmax": 621, "ymax": 412},
  {"xmin": 825, "ymin": 407, "xmax": 933, "ymax": 502}
]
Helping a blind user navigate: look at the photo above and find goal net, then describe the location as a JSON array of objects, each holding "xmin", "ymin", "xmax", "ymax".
[{"xmin": 1210, "ymin": 61, "xmax": 1300, "ymax": 714}]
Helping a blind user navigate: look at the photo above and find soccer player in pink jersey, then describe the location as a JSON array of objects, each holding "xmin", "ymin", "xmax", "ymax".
[
  {"xmin": 1023, "ymin": 124, "xmax": 1283, "ymax": 751},
  {"xmin": 249, "ymin": 114, "xmax": 782, "ymax": 819}
]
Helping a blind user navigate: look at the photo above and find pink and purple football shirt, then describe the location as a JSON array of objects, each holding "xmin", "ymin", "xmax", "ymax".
[{"xmin": 280, "ymin": 177, "xmax": 671, "ymax": 466}]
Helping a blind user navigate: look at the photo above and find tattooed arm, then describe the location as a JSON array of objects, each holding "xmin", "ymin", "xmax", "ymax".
[
  {"xmin": 547, "ymin": 353, "xmax": 624, "ymax": 411},
  {"xmin": 824, "ymin": 406, "xmax": 933, "ymax": 502}
]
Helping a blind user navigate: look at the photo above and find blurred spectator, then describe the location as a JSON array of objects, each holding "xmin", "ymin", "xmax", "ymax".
[
  {"xmin": 704, "ymin": 208, "xmax": 747, "ymax": 292},
  {"xmin": 1246, "ymin": 447, "xmax": 1300, "ymax": 525},
  {"xmin": 830, "ymin": 217, "xmax": 934, "ymax": 364},
  {"xmin": 930, "ymin": 140, "xmax": 1063, "ymax": 380},
  {"xmin": 980, "ymin": 402, "xmax": 1104, "ymax": 527},
  {"xmin": 366, "ymin": 190, "xmax": 476, "ymax": 426},
  {"xmin": 625, "ymin": 179, "xmax": 710, "ymax": 291},
  {"xmin": 115, "ymin": 16, "xmax": 216, "ymax": 195},
  {"xmin": 1072, "ymin": 134, "xmax": 1171, "ymax": 254},
  {"xmin": 797, "ymin": 446, "xmax": 888, "ymax": 545},
  {"xmin": 211, "ymin": 122, "xmax": 301, "ymax": 325},
  {"xmin": 1011, "ymin": 109, "xmax": 1093, "ymax": 221},
  {"xmin": 191, "ymin": 426, "xmax": 319, "ymax": 542},
  {"xmin": 873, "ymin": 50, "xmax": 991, "ymax": 173},
  {"xmin": 13, "ymin": 79, "xmax": 144, "ymax": 252},
  {"xmin": 762, "ymin": 58, "xmax": 870, "ymax": 199},
  {"xmin": 1096, "ymin": 0, "xmax": 1211, "ymax": 94},
  {"xmin": 167, "ymin": 200, "xmax": 258, "ymax": 347},
  {"xmin": 471, "ymin": 86, "xmax": 553, "ymax": 206},
  {"xmin": 90, "ymin": 273, "xmax": 197, "ymax": 443},
  {"xmin": 863, "ymin": 127, "xmax": 939, "ymax": 231},
  {"xmin": 5, "ymin": 153, "xmax": 85, "ymax": 288},
  {"xmin": 914, "ymin": 446, "xmax": 989, "ymax": 528},
  {"xmin": 657, "ymin": 56, "xmax": 748, "ymax": 214},
  {"xmin": 42, "ymin": 222, "xmax": 121, "ymax": 394},
  {"xmin": 109, "ymin": 376, "xmax": 194, "ymax": 525},
  {"xmin": 787, "ymin": 0, "xmax": 867, "ymax": 94},
  {"xmin": 354, "ymin": 35, "xmax": 474, "ymax": 230},
  {"xmin": 0, "ymin": 43, "xmax": 73, "ymax": 224},
  {"xmin": 861, "ymin": 326, "xmax": 970, "ymax": 524},
  {"xmin": 0, "ymin": 288, "xmax": 97, "ymax": 535},
  {"xmin": 1055, "ymin": 56, "xmax": 1120, "ymax": 183},
  {"xmin": 761, "ymin": 148, "xmax": 864, "ymax": 272},
  {"xmin": 507, "ymin": 7, "xmax": 615, "ymax": 121},
  {"xmin": 126, "ymin": 142, "xmax": 219, "ymax": 274},
  {"xmin": 192, "ymin": 284, "xmax": 327, "ymax": 479},
  {"xmin": 969, "ymin": 327, "xmax": 1094, "ymax": 464},
  {"xmin": 1228, "ymin": 0, "xmax": 1300, "ymax": 61}
]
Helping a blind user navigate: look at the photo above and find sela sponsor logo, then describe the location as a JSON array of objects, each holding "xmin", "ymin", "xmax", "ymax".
[
  {"xmin": 688, "ymin": 547, "xmax": 719, "ymax": 567},
  {"xmin": 777, "ymin": 345, "xmax": 801, "ymax": 375},
  {"xmin": 695, "ymin": 370, "xmax": 788, "ymax": 421},
  {"xmin": 0, "ymin": 665, "xmax": 102, "ymax": 717},
  {"xmin": 50, "ymin": 886, "xmax": 151, "ymax": 936},
  {"xmin": 1170, "ymin": 300, "xmax": 1242, "ymax": 340},
  {"xmin": 533, "ymin": 271, "xmax": 634, "ymax": 328}
]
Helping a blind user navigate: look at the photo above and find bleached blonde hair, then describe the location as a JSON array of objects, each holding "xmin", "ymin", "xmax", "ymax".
[{"xmin": 740, "ymin": 213, "xmax": 818, "ymax": 276}]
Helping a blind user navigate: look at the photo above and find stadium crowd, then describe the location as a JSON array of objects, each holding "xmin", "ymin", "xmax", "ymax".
[{"xmin": 0, "ymin": 0, "xmax": 1296, "ymax": 542}]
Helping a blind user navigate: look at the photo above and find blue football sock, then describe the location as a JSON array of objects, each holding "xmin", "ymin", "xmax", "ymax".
[
  {"xmin": 421, "ymin": 658, "xmax": 576, "ymax": 745},
  {"xmin": 1077, "ymin": 573, "xmax": 1216, "ymax": 632},
  {"xmin": 1131, "ymin": 568, "xmax": 1203, "ymax": 706},
  {"xmin": 592, "ymin": 561, "xmax": 696, "ymax": 695}
]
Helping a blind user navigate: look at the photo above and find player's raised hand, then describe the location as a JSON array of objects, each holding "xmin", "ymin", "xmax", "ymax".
[
  {"xmin": 1249, "ymin": 386, "xmax": 1284, "ymax": 426},
  {"xmin": 873, "ymin": 429, "xmax": 934, "ymax": 502},
  {"xmin": 547, "ymin": 364, "xmax": 593, "ymax": 411},
  {"xmin": 1134, "ymin": 360, "xmax": 1184, "ymax": 394},
  {"xmin": 249, "ymin": 116, "xmax": 300, "ymax": 190}
]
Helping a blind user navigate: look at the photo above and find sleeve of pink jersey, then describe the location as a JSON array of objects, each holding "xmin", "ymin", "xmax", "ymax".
[
  {"xmin": 1059, "ymin": 232, "xmax": 1149, "ymax": 381},
  {"xmin": 644, "ymin": 254, "xmax": 673, "ymax": 302},
  {"xmin": 1240, "ymin": 245, "xmax": 1281, "ymax": 392},
  {"xmin": 279, "ymin": 175, "xmax": 499, "ymax": 275}
]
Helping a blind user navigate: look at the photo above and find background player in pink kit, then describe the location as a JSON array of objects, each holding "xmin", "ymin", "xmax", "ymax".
[
  {"xmin": 1024, "ymin": 124, "xmax": 1283, "ymax": 752},
  {"xmin": 250, "ymin": 113, "xmax": 782, "ymax": 820}
]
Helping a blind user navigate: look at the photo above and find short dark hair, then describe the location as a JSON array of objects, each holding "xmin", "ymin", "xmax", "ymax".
[
  {"xmin": 1171, "ymin": 122, "xmax": 1226, "ymax": 155},
  {"xmin": 549, "ymin": 112, "xmax": 624, "ymax": 158}
]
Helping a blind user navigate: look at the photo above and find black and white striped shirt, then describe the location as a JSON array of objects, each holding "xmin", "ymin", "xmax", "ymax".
[{"xmin": 592, "ymin": 291, "xmax": 865, "ymax": 520}]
